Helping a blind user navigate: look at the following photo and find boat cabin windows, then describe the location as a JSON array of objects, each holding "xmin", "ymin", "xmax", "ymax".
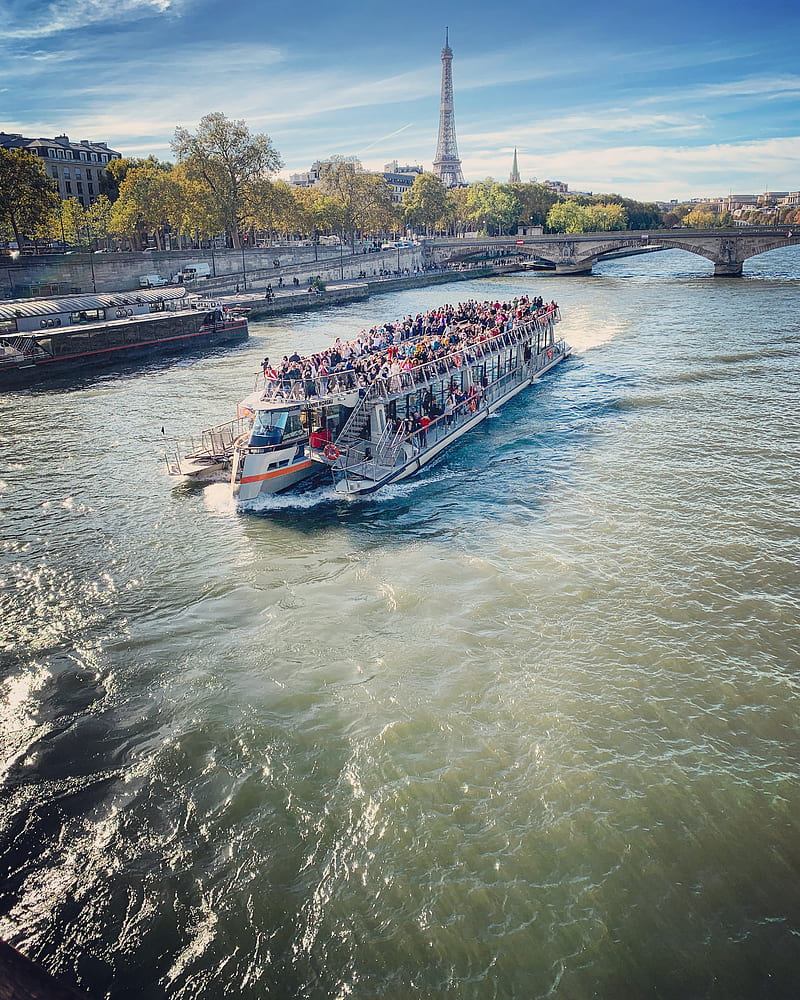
[
  {"xmin": 70, "ymin": 308, "xmax": 106, "ymax": 325},
  {"xmin": 249, "ymin": 409, "xmax": 304, "ymax": 448},
  {"xmin": 302, "ymin": 402, "xmax": 353, "ymax": 438}
]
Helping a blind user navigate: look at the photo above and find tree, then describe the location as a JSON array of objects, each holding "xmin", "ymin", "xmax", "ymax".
[
  {"xmin": 357, "ymin": 174, "xmax": 399, "ymax": 235},
  {"xmin": 248, "ymin": 179, "xmax": 303, "ymax": 239},
  {"xmin": 57, "ymin": 197, "xmax": 89, "ymax": 245},
  {"xmin": 0, "ymin": 147, "xmax": 59, "ymax": 248},
  {"xmin": 172, "ymin": 113, "xmax": 282, "ymax": 248},
  {"xmin": 546, "ymin": 199, "xmax": 627, "ymax": 233},
  {"xmin": 109, "ymin": 162, "xmax": 174, "ymax": 248},
  {"xmin": 403, "ymin": 172, "xmax": 450, "ymax": 234},
  {"xmin": 446, "ymin": 185, "xmax": 473, "ymax": 235},
  {"xmin": 586, "ymin": 202, "xmax": 628, "ymax": 230},
  {"xmin": 101, "ymin": 155, "xmax": 172, "ymax": 202},
  {"xmin": 584, "ymin": 193, "xmax": 663, "ymax": 230},
  {"xmin": 466, "ymin": 180, "xmax": 522, "ymax": 235},
  {"xmin": 510, "ymin": 182, "xmax": 561, "ymax": 227},
  {"xmin": 318, "ymin": 157, "xmax": 398, "ymax": 241},
  {"xmin": 87, "ymin": 194, "xmax": 113, "ymax": 245},
  {"xmin": 166, "ymin": 163, "xmax": 224, "ymax": 247},
  {"xmin": 683, "ymin": 210, "xmax": 718, "ymax": 229},
  {"xmin": 546, "ymin": 199, "xmax": 593, "ymax": 233}
]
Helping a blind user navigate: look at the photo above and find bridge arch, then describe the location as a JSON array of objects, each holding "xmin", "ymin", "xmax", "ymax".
[{"xmin": 428, "ymin": 229, "xmax": 800, "ymax": 276}]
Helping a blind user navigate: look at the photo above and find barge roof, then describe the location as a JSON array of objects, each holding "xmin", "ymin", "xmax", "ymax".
[{"xmin": 0, "ymin": 286, "xmax": 188, "ymax": 321}]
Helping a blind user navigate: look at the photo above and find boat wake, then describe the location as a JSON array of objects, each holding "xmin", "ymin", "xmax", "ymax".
[{"xmin": 238, "ymin": 467, "xmax": 461, "ymax": 513}]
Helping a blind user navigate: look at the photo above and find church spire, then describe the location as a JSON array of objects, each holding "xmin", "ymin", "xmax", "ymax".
[{"xmin": 509, "ymin": 148, "xmax": 521, "ymax": 184}]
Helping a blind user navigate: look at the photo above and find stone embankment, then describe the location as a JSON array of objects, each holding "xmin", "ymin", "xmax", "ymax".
[{"xmin": 0, "ymin": 245, "xmax": 427, "ymax": 299}]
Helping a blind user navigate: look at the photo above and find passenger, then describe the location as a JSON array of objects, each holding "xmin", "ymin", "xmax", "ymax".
[{"xmin": 418, "ymin": 413, "xmax": 431, "ymax": 446}]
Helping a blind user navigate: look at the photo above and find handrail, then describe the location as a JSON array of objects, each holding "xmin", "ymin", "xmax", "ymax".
[
  {"xmin": 252, "ymin": 306, "xmax": 560, "ymax": 407},
  {"xmin": 333, "ymin": 335, "xmax": 568, "ymax": 483},
  {"xmin": 331, "ymin": 311, "xmax": 559, "ymax": 452}
]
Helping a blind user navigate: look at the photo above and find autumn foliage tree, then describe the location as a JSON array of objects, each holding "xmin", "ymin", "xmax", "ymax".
[
  {"xmin": 0, "ymin": 147, "xmax": 59, "ymax": 248},
  {"xmin": 172, "ymin": 113, "xmax": 282, "ymax": 248}
]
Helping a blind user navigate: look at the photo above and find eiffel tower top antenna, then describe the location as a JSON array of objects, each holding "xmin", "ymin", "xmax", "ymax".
[{"xmin": 432, "ymin": 29, "xmax": 465, "ymax": 187}]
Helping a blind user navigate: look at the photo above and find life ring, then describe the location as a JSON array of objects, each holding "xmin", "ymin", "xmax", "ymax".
[
  {"xmin": 547, "ymin": 349, "xmax": 553, "ymax": 360},
  {"xmin": 323, "ymin": 443, "xmax": 340, "ymax": 461},
  {"xmin": 469, "ymin": 398, "xmax": 477, "ymax": 413},
  {"xmin": 453, "ymin": 355, "xmax": 462, "ymax": 367}
]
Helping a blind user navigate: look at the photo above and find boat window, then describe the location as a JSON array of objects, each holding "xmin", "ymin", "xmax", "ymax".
[
  {"xmin": 70, "ymin": 308, "xmax": 106, "ymax": 324},
  {"xmin": 250, "ymin": 410, "xmax": 287, "ymax": 447},
  {"xmin": 284, "ymin": 412, "xmax": 303, "ymax": 438}
]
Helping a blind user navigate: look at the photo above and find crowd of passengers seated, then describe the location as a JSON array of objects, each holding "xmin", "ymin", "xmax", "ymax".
[{"xmin": 261, "ymin": 295, "xmax": 558, "ymax": 397}]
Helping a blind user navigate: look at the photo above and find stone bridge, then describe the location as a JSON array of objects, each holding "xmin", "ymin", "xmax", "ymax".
[{"xmin": 427, "ymin": 228, "xmax": 800, "ymax": 276}]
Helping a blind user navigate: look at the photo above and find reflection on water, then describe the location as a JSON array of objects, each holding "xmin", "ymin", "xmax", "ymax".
[{"xmin": 1, "ymin": 249, "xmax": 800, "ymax": 998}]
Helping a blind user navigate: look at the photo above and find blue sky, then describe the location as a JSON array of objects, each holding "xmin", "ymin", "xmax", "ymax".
[{"xmin": 3, "ymin": 0, "xmax": 799, "ymax": 201}]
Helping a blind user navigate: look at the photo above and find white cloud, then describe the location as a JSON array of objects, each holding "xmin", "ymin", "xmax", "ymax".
[
  {"xmin": 463, "ymin": 136, "xmax": 800, "ymax": 200},
  {"xmin": 639, "ymin": 74, "xmax": 800, "ymax": 106},
  {"xmin": 460, "ymin": 111, "xmax": 708, "ymax": 149},
  {"xmin": 4, "ymin": 0, "xmax": 184, "ymax": 39}
]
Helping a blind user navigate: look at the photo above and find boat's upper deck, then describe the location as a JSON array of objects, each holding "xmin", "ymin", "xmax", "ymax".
[{"xmin": 251, "ymin": 296, "xmax": 560, "ymax": 410}]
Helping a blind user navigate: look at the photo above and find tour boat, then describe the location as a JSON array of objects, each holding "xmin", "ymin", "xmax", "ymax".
[
  {"xmin": 167, "ymin": 298, "xmax": 569, "ymax": 502},
  {"xmin": 321, "ymin": 306, "xmax": 568, "ymax": 496}
]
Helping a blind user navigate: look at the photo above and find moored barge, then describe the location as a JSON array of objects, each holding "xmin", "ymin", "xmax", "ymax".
[{"xmin": 0, "ymin": 287, "xmax": 248, "ymax": 385}]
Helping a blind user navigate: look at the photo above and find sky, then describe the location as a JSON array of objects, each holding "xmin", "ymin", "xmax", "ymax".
[{"xmin": 2, "ymin": 0, "xmax": 799, "ymax": 203}]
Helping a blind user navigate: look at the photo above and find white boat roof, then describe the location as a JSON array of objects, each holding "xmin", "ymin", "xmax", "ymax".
[{"xmin": 0, "ymin": 286, "xmax": 188, "ymax": 322}]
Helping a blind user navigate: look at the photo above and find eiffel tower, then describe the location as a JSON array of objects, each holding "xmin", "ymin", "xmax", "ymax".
[{"xmin": 432, "ymin": 28, "xmax": 465, "ymax": 188}]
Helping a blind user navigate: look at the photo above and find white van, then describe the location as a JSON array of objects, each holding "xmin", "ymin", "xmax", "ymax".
[
  {"xmin": 179, "ymin": 263, "xmax": 212, "ymax": 281},
  {"xmin": 139, "ymin": 274, "xmax": 168, "ymax": 288}
]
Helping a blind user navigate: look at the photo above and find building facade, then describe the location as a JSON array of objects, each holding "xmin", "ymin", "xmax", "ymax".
[
  {"xmin": 0, "ymin": 132, "xmax": 122, "ymax": 209},
  {"xmin": 382, "ymin": 161, "xmax": 423, "ymax": 203}
]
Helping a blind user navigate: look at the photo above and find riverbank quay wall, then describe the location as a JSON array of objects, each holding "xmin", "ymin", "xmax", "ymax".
[{"xmin": 0, "ymin": 245, "xmax": 427, "ymax": 300}]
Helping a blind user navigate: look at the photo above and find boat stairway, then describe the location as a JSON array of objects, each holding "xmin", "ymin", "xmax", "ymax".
[{"xmin": 330, "ymin": 404, "xmax": 372, "ymax": 458}]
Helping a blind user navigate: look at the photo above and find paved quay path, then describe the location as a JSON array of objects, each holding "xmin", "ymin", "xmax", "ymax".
[{"xmin": 214, "ymin": 264, "xmax": 515, "ymax": 320}]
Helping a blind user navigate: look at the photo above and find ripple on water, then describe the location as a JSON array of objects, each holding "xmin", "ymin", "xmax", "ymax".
[{"xmin": 1, "ymin": 255, "xmax": 800, "ymax": 997}]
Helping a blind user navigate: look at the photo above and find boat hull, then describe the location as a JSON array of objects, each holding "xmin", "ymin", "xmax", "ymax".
[
  {"xmin": 334, "ymin": 342, "xmax": 571, "ymax": 496},
  {"xmin": 0, "ymin": 316, "xmax": 248, "ymax": 386},
  {"xmin": 232, "ymin": 443, "xmax": 325, "ymax": 502}
]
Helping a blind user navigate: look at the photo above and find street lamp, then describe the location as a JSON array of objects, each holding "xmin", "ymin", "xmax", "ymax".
[
  {"xmin": 241, "ymin": 242, "xmax": 247, "ymax": 292},
  {"xmin": 8, "ymin": 250, "xmax": 19, "ymax": 295},
  {"xmin": 339, "ymin": 237, "xmax": 344, "ymax": 282}
]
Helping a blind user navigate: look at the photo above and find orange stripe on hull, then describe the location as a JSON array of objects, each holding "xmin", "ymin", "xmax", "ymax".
[{"xmin": 240, "ymin": 460, "xmax": 314, "ymax": 485}]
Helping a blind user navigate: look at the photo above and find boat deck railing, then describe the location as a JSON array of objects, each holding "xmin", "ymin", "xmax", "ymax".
[
  {"xmin": 0, "ymin": 336, "xmax": 50, "ymax": 366},
  {"xmin": 251, "ymin": 308, "xmax": 560, "ymax": 406},
  {"xmin": 166, "ymin": 415, "xmax": 251, "ymax": 476},
  {"xmin": 331, "ymin": 337, "xmax": 568, "ymax": 492}
]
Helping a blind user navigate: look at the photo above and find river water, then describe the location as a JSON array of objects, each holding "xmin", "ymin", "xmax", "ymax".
[{"xmin": 1, "ymin": 249, "xmax": 799, "ymax": 999}]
